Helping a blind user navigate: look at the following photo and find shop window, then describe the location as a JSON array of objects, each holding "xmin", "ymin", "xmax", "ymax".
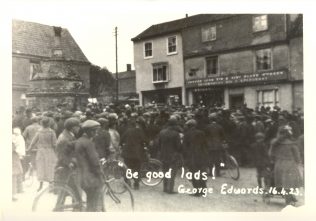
[
  {"xmin": 144, "ymin": 42, "xmax": 153, "ymax": 58},
  {"xmin": 206, "ymin": 56, "xmax": 218, "ymax": 75},
  {"xmin": 153, "ymin": 63, "xmax": 168, "ymax": 83},
  {"xmin": 202, "ymin": 25, "xmax": 216, "ymax": 42},
  {"xmin": 256, "ymin": 48, "xmax": 272, "ymax": 71},
  {"xmin": 253, "ymin": 15, "xmax": 268, "ymax": 32},
  {"xmin": 257, "ymin": 89, "xmax": 279, "ymax": 108},
  {"xmin": 167, "ymin": 36, "xmax": 177, "ymax": 54},
  {"xmin": 30, "ymin": 61, "xmax": 41, "ymax": 80}
]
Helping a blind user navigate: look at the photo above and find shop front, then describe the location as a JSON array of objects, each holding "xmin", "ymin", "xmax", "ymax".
[
  {"xmin": 186, "ymin": 69, "xmax": 292, "ymax": 110},
  {"xmin": 141, "ymin": 87, "xmax": 182, "ymax": 106}
]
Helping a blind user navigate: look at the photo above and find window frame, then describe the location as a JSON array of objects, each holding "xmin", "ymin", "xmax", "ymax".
[
  {"xmin": 255, "ymin": 48, "xmax": 273, "ymax": 71},
  {"xmin": 205, "ymin": 56, "xmax": 219, "ymax": 76},
  {"xmin": 29, "ymin": 61, "xmax": 41, "ymax": 80},
  {"xmin": 257, "ymin": 89, "xmax": 279, "ymax": 108},
  {"xmin": 201, "ymin": 25, "xmax": 217, "ymax": 42},
  {"xmin": 152, "ymin": 62, "xmax": 169, "ymax": 83},
  {"xmin": 167, "ymin": 36, "xmax": 177, "ymax": 55},
  {"xmin": 252, "ymin": 15, "xmax": 268, "ymax": 32},
  {"xmin": 143, "ymin": 41, "xmax": 153, "ymax": 59}
]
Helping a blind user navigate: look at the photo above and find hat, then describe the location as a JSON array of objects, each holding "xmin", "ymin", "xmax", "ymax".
[
  {"xmin": 64, "ymin": 117, "xmax": 81, "ymax": 130},
  {"xmin": 81, "ymin": 120, "xmax": 100, "ymax": 129},
  {"xmin": 97, "ymin": 118, "xmax": 109, "ymax": 127},
  {"xmin": 265, "ymin": 118, "xmax": 273, "ymax": 123},
  {"xmin": 168, "ymin": 116, "xmax": 178, "ymax": 126},
  {"xmin": 255, "ymin": 132, "xmax": 265, "ymax": 139},
  {"xmin": 185, "ymin": 119, "xmax": 197, "ymax": 127},
  {"xmin": 108, "ymin": 113, "xmax": 118, "ymax": 120}
]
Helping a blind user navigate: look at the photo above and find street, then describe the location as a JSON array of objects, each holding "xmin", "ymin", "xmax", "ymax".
[{"xmin": 10, "ymin": 168, "xmax": 304, "ymax": 212}]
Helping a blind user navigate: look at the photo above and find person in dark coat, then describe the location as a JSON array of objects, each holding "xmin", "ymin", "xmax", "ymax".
[
  {"xmin": 182, "ymin": 119, "xmax": 209, "ymax": 196},
  {"xmin": 269, "ymin": 126, "xmax": 303, "ymax": 205},
  {"xmin": 205, "ymin": 114, "xmax": 226, "ymax": 176},
  {"xmin": 75, "ymin": 120, "xmax": 104, "ymax": 211},
  {"xmin": 121, "ymin": 119, "xmax": 146, "ymax": 190},
  {"xmin": 250, "ymin": 132, "xmax": 270, "ymax": 188},
  {"xmin": 94, "ymin": 118, "xmax": 111, "ymax": 159},
  {"xmin": 156, "ymin": 117, "xmax": 182, "ymax": 194},
  {"xmin": 55, "ymin": 117, "xmax": 82, "ymax": 209}
]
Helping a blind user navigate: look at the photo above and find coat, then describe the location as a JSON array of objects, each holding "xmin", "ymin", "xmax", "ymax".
[
  {"xmin": 205, "ymin": 122, "xmax": 225, "ymax": 151},
  {"xmin": 121, "ymin": 126, "xmax": 146, "ymax": 160},
  {"xmin": 75, "ymin": 134, "xmax": 103, "ymax": 189},
  {"xmin": 94, "ymin": 128, "xmax": 111, "ymax": 159},
  {"xmin": 182, "ymin": 127, "xmax": 209, "ymax": 171},
  {"xmin": 270, "ymin": 138, "xmax": 303, "ymax": 188},
  {"xmin": 23, "ymin": 123, "xmax": 41, "ymax": 151},
  {"xmin": 55, "ymin": 129, "xmax": 79, "ymax": 184},
  {"xmin": 250, "ymin": 141, "xmax": 270, "ymax": 168},
  {"xmin": 29, "ymin": 127, "xmax": 57, "ymax": 182},
  {"xmin": 157, "ymin": 126, "xmax": 182, "ymax": 164}
]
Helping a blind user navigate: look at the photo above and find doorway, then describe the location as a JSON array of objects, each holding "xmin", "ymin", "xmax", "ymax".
[{"xmin": 229, "ymin": 94, "xmax": 244, "ymax": 110}]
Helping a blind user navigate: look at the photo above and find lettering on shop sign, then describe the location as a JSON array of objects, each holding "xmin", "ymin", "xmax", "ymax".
[{"xmin": 185, "ymin": 70, "xmax": 288, "ymax": 88}]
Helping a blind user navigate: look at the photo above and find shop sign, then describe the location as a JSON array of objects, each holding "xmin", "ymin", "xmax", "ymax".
[{"xmin": 185, "ymin": 70, "xmax": 288, "ymax": 88}]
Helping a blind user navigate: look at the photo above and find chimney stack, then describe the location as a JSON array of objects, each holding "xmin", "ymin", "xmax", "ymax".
[
  {"xmin": 186, "ymin": 14, "xmax": 188, "ymax": 18},
  {"xmin": 52, "ymin": 26, "xmax": 63, "ymax": 57},
  {"xmin": 127, "ymin": 64, "xmax": 132, "ymax": 71}
]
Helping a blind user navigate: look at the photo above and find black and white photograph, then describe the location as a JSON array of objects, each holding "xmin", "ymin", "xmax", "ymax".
[{"xmin": 1, "ymin": 0, "xmax": 316, "ymax": 219}]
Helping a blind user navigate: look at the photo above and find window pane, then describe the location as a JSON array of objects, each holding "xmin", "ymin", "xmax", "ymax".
[
  {"xmin": 256, "ymin": 49, "xmax": 271, "ymax": 70},
  {"xmin": 253, "ymin": 15, "xmax": 267, "ymax": 32},
  {"xmin": 168, "ymin": 36, "xmax": 176, "ymax": 53},
  {"xmin": 206, "ymin": 57, "xmax": 218, "ymax": 75}
]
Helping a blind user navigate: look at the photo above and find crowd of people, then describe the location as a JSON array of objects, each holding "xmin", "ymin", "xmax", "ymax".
[{"xmin": 12, "ymin": 102, "xmax": 304, "ymax": 209}]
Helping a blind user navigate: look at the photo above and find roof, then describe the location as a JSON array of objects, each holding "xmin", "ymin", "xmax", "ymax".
[
  {"xmin": 112, "ymin": 70, "xmax": 136, "ymax": 79},
  {"xmin": 132, "ymin": 14, "xmax": 235, "ymax": 42},
  {"xmin": 12, "ymin": 19, "xmax": 90, "ymax": 63}
]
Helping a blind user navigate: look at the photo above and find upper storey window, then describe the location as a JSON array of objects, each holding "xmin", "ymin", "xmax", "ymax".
[{"xmin": 253, "ymin": 15, "xmax": 268, "ymax": 32}]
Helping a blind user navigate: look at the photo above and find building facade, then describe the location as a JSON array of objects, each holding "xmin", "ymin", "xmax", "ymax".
[
  {"xmin": 132, "ymin": 26, "xmax": 185, "ymax": 106},
  {"xmin": 12, "ymin": 20, "xmax": 90, "ymax": 111},
  {"xmin": 183, "ymin": 14, "xmax": 303, "ymax": 112},
  {"xmin": 116, "ymin": 64, "xmax": 139, "ymax": 103},
  {"xmin": 132, "ymin": 14, "xmax": 303, "ymax": 112}
]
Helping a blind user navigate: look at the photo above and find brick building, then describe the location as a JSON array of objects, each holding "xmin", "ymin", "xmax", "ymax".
[
  {"xmin": 132, "ymin": 14, "xmax": 303, "ymax": 112},
  {"xmin": 12, "ymin": 20, "xmax": 90, "ymax": 111}
]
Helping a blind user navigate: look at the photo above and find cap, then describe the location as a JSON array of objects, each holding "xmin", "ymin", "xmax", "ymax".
[
  {"xmin": 81, "ymin": 120, "xmax": 100, "ymax": 129},
  {"xmin": 64, "ymin": 117, "xmax": 81, "ymax": 130},
  {"xmin": 185, "ymin": 119, "xmax": 197, "ymax": 127}
]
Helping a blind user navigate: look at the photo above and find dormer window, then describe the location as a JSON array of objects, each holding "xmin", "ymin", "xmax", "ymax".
[{"xmin": 53, "ymin": 49, "xmax": 63, "ymax": 57}]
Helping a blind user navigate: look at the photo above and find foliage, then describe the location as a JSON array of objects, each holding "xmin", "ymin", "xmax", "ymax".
[{"xmin": 89, "ymin": 64, "xmax": 115, "ymax": 97}]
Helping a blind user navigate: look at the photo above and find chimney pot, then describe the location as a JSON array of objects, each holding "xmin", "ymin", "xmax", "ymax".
[
  {"xmin": 127, "ymin": 64, "xmax": 131, "ymax": 71},
  {"xmin": 53, "ymin": 26, "xmax": 62, "ymax": 37}
]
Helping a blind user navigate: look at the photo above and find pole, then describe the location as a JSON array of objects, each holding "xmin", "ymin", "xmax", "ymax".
[{"xmin": 115, "ymin": 27, "xmax": 118, "ymax": 103}]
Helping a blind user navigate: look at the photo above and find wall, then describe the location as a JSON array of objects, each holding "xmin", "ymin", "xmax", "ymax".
[
  {"xmin": 289, "ymin": 37, "xmax": 303, "ymax": 80},
  {"xmin": 119, "ymin": 77, "xmax": 136, "ymax": 95},
  {"xmin": 184, "ymin": 44, "xmax": 290, "ymax": 80},
  {"xmin": 134, "ymin": 33, "xmax": 184, "ymax": 92},
  {"xmin": 182, "ymin": 14, "xmax": 287, "ymax": 57}
]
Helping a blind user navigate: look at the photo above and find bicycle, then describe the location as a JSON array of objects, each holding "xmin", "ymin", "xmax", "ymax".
[
  {"xmin": 32, "ymin": 161, "xmax": 134, "ymax": 212},
  {"xmin": 100, "ymin": 157, "xmax": 129, "ymax": 194},
  {"xmin": 211, "ymin": 143, "xmax": 240, "ymax": 180},
  {"xmin": 139, "ymin": 147, "xmax": 163, "ymax": 186}
]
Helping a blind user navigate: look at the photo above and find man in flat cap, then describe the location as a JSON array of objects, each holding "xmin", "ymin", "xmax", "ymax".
[
  {"xmin": 75, "ymin": 120, "xmax": 104, "ymax": 211},
  {"xmin": 182, "ymin": 119, "xmax": 209, "ymax": 196},
  {"xmin": 156, "ymin": 117, "xmax": 182, "ymax": 194}
]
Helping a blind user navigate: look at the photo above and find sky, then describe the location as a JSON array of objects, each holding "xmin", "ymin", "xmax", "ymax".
[
  {"xmin": 7, "ymin": 0, "xmax": 313, "ymax": 73},
  {"xmin": 8, "ymin": 0, "xmax": 206, "ymax": 73}
]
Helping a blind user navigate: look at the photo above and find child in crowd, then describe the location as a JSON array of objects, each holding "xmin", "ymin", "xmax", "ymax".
[{"xmin": 251, "ymin": 132, "xmax": 271, "ymax": 188}]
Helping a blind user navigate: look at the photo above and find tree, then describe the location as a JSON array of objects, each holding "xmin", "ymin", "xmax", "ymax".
[{"xmin": 89, "ymin": 64, "xmax": 115, "ymax": 97}]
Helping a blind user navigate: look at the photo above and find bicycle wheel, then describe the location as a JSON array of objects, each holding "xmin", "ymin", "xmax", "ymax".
[
  {"xmin": 103, "ymin": 160, "xmax": 128, "ymax": 194},
  {"xmin": 224, "ymin": 154, "xmax": 240, "ymax": 180},
  {"xmin": 140, "ymin": 158, "xmax": 163, "ymax": 186},
  {"xmin": 103, "ymin": 182, "xmax": 134, "ymax": 212},
  {"xmin": 32, "ymin": 184, "xmax": 81, "ymax": 212},
  {"xmin": 24, "ymin": 166, "xmax": 34, "ymax": 187}
]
